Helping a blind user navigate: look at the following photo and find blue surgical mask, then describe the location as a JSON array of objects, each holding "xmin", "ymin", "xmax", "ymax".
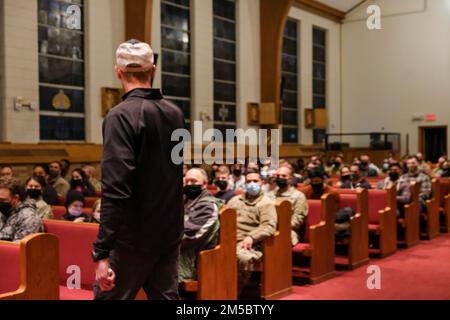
[
  {"xmin": 246, "ymin": 182, "xmax": 261, "ymax": 197},
  {"xmin": 260, "ymin": 170, "xmax": 268, "ymax": 180}
]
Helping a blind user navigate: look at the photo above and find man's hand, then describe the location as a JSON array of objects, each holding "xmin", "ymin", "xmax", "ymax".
[
  {"xmin": 74, "ymin": 217, "xmax": 86, "ymax": 223},
  {"xmin": 241, "ymin": 236, "xmax": 254, "ymax": 250},
  {"xmin": 95, "ymin": 259, "xmax": 116, "ymax": 292}
]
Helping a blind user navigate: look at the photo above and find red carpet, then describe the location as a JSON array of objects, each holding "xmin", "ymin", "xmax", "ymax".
[{"xmin": 283, "ymin": 234, "xmax": 450, "ymax": 300}]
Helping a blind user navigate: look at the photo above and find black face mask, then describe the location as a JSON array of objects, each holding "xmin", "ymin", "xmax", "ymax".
[
  {"xmin": 215, "ymin": 180, "xmax": 228, "ymax": 191},
  {"xmin": 71, "ymin": 179, "xmax": 83, "ymax": 188},
  {"xmin": 311, "ymin": 182, "xmax": 323, "ymax": 192},
  {"xmin": 49, "ymin": 170, "xmax": 59, "ymax": 179},
  {"xmin": 0, "ymin": 202, "xmax": 12, "ymax": 216},
  {"xmin": 351, "ymin": 173, "xmax": 360, "ymax": 181},
  {"xmin": 389, "ymin": 172, "xmax": 400, "ymax": 182},
  {"xmin": 341, "ymin": 175, "xmax": 351, "ymax": 182},
  {"xmin": 184, "ymin": 185, "xmax": 203, "ymax": 200},
  {"xmin": 360, "ymin": 161, "xmax": 369, "ymax": 167},
  {"xmin": 276, "ymin": 178, "xmax": 289, "ymax": 189},
  {"xmin": 233, "ymin": 169, "xmax": 242, "ymax": 177},
  {"xmin": 27, "ymin": 189, "xmax": 42, "ymax": 200}
]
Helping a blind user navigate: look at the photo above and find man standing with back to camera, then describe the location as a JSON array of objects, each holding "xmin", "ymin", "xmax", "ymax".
[{"xmin": 92, "ymin": 39, "xmax": 185, "ymax": 300}]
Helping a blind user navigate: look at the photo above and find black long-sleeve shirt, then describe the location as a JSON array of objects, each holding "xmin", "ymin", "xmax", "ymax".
[{"xmin": 93, "ymin": 88, "xmax": 185, "ymax": 259}]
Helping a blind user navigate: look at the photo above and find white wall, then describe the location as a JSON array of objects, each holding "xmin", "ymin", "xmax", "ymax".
[
  {"xmin": 85, "ymin": 0, "xmax": 125, "ymax": 144},
  {"xmin": 0, "ymin": 0, "xmax": 125, "ymax": 144},
  {"xmin": 288, "ymin": 6, "xmax": 341, "ymax": 145},
  {"xmin": 341, "ymin": 0, "xmax": 450, "ymax": 155}
]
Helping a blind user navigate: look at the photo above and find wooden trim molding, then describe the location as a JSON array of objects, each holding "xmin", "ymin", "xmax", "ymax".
[
  {"xmin": 293, "ymin": 0, "xmax": 346, "ymax": 22},
  {"xmin": 260, "ymin": 0, "xmax": 295, "ymax": 129},
  {"xmin": 125, "ymin": 0, "xmax": 153, "ymax": 43}
]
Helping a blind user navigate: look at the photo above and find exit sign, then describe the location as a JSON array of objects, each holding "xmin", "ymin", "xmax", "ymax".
[{"xmin": 426, "ymin": 114, "xmax": 437, "ymax": 122}]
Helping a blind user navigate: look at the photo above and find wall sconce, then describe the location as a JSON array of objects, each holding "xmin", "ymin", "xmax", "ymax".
[{"xmin": 14, "ymin": 97, "xmax": 37, "ymax": 111}]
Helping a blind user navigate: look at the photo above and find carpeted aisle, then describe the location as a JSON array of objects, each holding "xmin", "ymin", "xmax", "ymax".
[{"xmin": 283, "ymin": 234, "xmax": 450, "ymax": 300}]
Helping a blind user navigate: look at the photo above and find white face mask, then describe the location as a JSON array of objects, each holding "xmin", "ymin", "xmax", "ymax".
[{"xmin": 68, "ymin": 208, "xmax": 83, "ymax": 217}]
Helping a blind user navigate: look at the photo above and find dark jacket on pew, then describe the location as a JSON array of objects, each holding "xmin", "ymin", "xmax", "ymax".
[{"xmin": 93, "ymin": 88, "xmax": 185, "ymax": 260}]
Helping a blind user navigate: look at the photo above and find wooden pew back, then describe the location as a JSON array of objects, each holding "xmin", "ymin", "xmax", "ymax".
[
  {"xmin": 44, "ymin": 220, "xmax": 98, "ymax": 289},
  {"xmin": 400, "ymin": 181, "xmax": 420, "ymax": 247},
  {"xmin": 0, "ymin": 234, "xmax": 59, "ymax": 300},
  {"xmin": 196, "ymin": 207, "xmax": 237, "ymax": 300}
]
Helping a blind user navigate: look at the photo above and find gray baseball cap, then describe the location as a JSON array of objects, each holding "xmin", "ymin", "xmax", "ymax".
[{"xmin": 116, "ymin": 39, "xmax": 154, "ymax": 72}]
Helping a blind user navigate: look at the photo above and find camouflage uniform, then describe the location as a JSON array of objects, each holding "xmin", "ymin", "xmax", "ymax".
[
  {"xmin": 0, "ymin": 201, "xmax": 43, "ymax": 242},
  {"xmin": 268, "ymin": 186, "xmax": 308, "ymax": 246},
  {"xmin": 227, "ymin": 193, "xmax": 277, "ymax": 291},
  {"xmin": 178, "ymin": 190, "xmax": 221, "ymax": 283}
]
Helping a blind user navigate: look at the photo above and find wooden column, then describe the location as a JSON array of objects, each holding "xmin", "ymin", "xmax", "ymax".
[
  {"xmin": 260, "ymin": 0, "xmax": 294, "ymax": 128},
  {"xmin": 125, "ymin": 0, "xmax": 153, "ymax": 44}
]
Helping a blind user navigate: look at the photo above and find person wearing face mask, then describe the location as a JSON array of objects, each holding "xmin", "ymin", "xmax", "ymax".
[
  {"xmin": 335, "ymin": 166, "xmax": 352, "ymax": 188},
  {"xmin": 229, "ymin": 163, "xmax": 246, "ymax": 192},
  {"xmin": 227, "ymin": 170, "xmax": 277, "ymax": 293},
  {"xmin": 398, "ymin": 156, "xmax": 432, "ymax": 213},
  {"xmin": 0, "ymin": 177, "xmax": 43, "ymax": 242},
  {"xmin": 301, "ymin": 168, "xmax": 338, "ymax": 200},
  {"xmin": 377, "ymin": 163, "xmax": 411, "ymax": 217},
  {"xmin": 179, "ymin": 168, "xmax": 220, "ymax": 284},
  {"xmin": 62, "ymin": 190, "xmax": 89, "ymax": 223},
  {"xmin": 32, "ymin": 164, "xmax": 58, "ymax": 205},
  {"xmin": 441, "ymin": 161, "xmax": 450, "ymax": 178},
  {"xmin": 268, "ymin": 166, "xmax": 308, "ymax": 246},
  {"xmin": 213, "ymin": 166, "xmax": 236, "ymax": 204},
  {"xmin": 359, "ymin": 155, "xmax": 380, "ymax": 177},
  {"xmin": 432, "ymin": 156, "xmax": 448, "ymax": 177},
  {"xmin": 70, "ymin": 168, "xmax": 96, "ymax": 197},
  {"xmin": 340, "ymin": 164, "xmax": 372, "ymax": 190},
  {"xmin": 25, "ymin": 176, "xmax": 53, "ymax": 220},
  {"xmin": 48, "ymin": 161, "xmax": 70, "ymax": 198}
]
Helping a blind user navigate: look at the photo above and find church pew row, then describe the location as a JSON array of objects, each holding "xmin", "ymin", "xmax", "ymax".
[
  {"xmin": 437, "ymin": 178, "xmax": 450, "ymax": 232},
  {"xmin": 398, "ymin": 182, "xmax": 420, "ymax": 247},
  {"xmin": 0, "ymin": 233, "xmax": 59, "ymax": 300},
  {"xmin": 334, "ymin": 189, "xmax": 370, "ymax": 269},
  {"xmin": 181, "ymin": 207, "xmax": 238, "ymax": 300},
  {"xmin": 258, "ymin": 200, "xmax": 293, "ymax": 299},
  {"xmin": 421, "ymin": 179, "xmax": 440, "ymax": 240},
  {"xmin": 43, "ymin": 220, "xmax": 98, "ymax": 300},
  {"xmin": 293, "ymin": 194, "xmax": 337, "ymax": 284},
  {"xmin": 367, "ymin": 187, "xmax": 398, "ymax": 257}
]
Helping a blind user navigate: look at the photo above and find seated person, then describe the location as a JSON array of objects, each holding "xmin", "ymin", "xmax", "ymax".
[
  {"xmin": 25, "ymin": 175, "xmax": 54, "ymax": 220},
  {"xmin": 62, "ymin": 190, "xmax": 89, "ymax": 223},
  {"xmin": 70, "ymin": 168, "xmax": 97, "ymax": 197},
  {"xmin": 179, "ymin": 168, "xmax": 221, "ymax": 283},
  {"xmin": 398, "ymin": 156, "xmax": 432, "ymax": 213},
  {"xmin": 0, "ymin": 165, "xmax": 14, "ymax": 180},
  {"xmin": 301, "ymin": 168, "xmax": 338, "ymax": 200},
  {"xmin": 227, "ymin": 170, "xmax": 277, "ymax": 292},
  {"xmin": 416, "ymin": 152, "xmax": 430, "ymax": 173},
  {"xmin": 88, "ymin": 199, "xmax": 101, "ymax": 224},
  {"xmin": 214, "ymin": 165, "xmax": 236, "ymax": 204},
  {"xmin": 360, "ymin": 154, "xmax": 380, "ymax": 177},
  {"xmin": 48, "ymin": 161, "xmax": 70, "ymax": 198},
  {"xmin": 339, "ymin": 164, "xmax": 372, "ymax": 190},
  {"xmin": 268, "ymin": 166, "xmax": 308, "ymax": 246},
  {"xmin": 377, "ymin": 163, "xmax": 411, "ymax": 217},
  {"xmin": 335, "ymin": 165, "xmax": 352, "ymax": 188},
  {"xmin": 229, "ymin": 163, "xmax": 246, "ymax": 192},
  {"xmin": 0, "ymin": 177, "xmax": 43, "ymax": 242},
  {"xmin": 33, "ymin": 164, "xmax": 58, "ymax": 205},
  {"xmin": 83, "ymin": 165, "xmax": 102, "ymax": 193}
]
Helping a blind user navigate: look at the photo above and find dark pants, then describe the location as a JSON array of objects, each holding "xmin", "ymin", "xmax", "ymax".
[{"xmin": 94, "ymin": 245, "xmax": 180, "ymax": 301}]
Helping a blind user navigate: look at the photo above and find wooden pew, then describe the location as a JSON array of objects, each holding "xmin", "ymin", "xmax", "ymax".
[
  {"xmin": 367, "ymin": 187, "xmax": 397, "ymax": 257},
  {"xmin": 44, "ymin": 220, "xmax": 98, "ymax": 300},
  {"xmin": 181, "ymin": 207, "xmax": 238, "ymax": 300},
  {"xmin": 293, "ymin": 194, "xmax": 337, "ymax": 284},
  {"xmin": 398, "ymin": 182, "xmax": 420, "ymax": 247},
  {"xmin": 0, "ymin": 233, "xmax": 59, "ymax": 300},
  {"xmin": 421, "ymin": 179, "xmax": 440, "ymax": 240},
  {"xmin": 335, "ymin": 189, "xmax": 370, "ymax": 269},
  {"xmin": 438, "ymin": 178, "xmax": 450, "ymax": 233},
  {"xmin": 258, "ymin": 200, "xmax": 292, "ymax": 299}
]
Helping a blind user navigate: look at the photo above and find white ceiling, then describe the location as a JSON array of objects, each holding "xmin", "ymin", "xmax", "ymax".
[{"xmin": 316, "ymin": 0, "xmax": 365, "ymax": 13}]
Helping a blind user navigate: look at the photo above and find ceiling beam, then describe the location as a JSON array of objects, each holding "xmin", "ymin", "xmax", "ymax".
[{"xmin": 293, "ymin": 0, "xmax": 346, "ymax": 22}]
